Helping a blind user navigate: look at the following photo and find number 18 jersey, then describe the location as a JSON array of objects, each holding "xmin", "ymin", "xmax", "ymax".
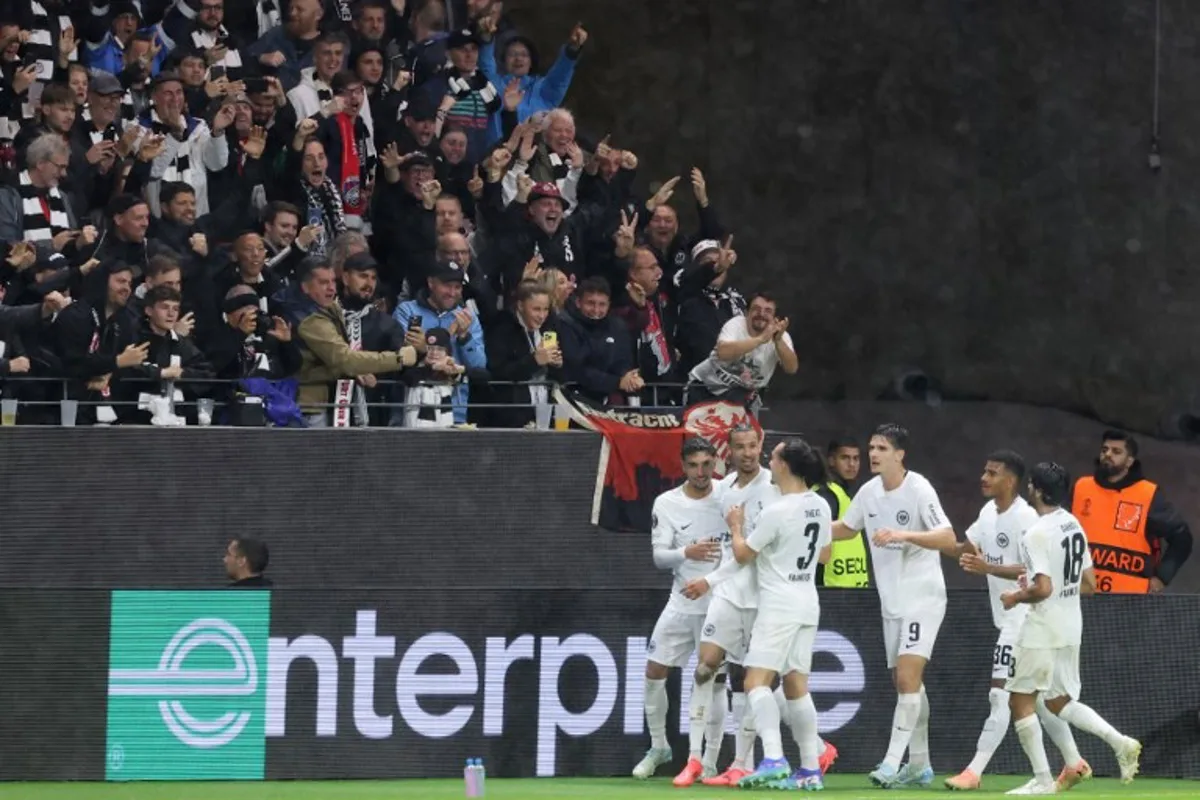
[
  {"xmin": 1019, "ymin": 507, "xmax": 1092, "ymax": 649},
  {"xmin": 745, "ymin": 491, "xmax": 832, "ymax": 626}
]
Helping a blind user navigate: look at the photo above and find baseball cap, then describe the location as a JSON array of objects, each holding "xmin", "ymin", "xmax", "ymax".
[
  {"xmin": 446, "ymin": 29, "xmax": 482, "ymax": 49},
  {"xmin": 429, "ymin": 259, "xmax": 466, "ymax": 283},
  {"xmin": 343, "ymin": 252, "xmax": 379, "ymax": 273},
  {"xmin": 690, "ymin": 239, "xmax": 722, "ymax": 262},
  {"xmin": 399, "ymin": 151, "xmax": 434, "ymax": 171},
  {"xmin": 528, "ymin": 181, "xmax": 570, "ymax": 210}
]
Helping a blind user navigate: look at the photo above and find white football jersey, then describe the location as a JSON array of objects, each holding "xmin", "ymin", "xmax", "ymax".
[
  {"xmin": 842, "ymin": 471, "xmax": 951, "ymax": 619},
  {"xmin": 709, "ymin": 468, "xmax": 780, "ymax": 609},
  {"xmin": 651, "ymin": 485, "xmax": 726, "ymax": 615},
  {"xmin": 966, "ymin": 497, "xmax": 1040, "ymax": 629},
  {"xmin": 746, "ymin": 491, "xmax": 831, "ymax": 625},
  {"xmin": 1018, "ymin": 508, "xmax": 1091, "ymax": 648}
]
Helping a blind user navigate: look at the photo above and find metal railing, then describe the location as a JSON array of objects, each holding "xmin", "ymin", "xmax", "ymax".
[{"xmin": 0, "ymin": 376, "xmax": 701, "ymax": 427}]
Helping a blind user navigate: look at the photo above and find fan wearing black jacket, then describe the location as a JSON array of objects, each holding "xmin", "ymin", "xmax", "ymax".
[
  {"xmin": 114, "ymin": 285, "xmax": 213, "ymax": 424},
  {"xmin": 484, "ymin": 280, "xmax": 562, "ymax": 428}
]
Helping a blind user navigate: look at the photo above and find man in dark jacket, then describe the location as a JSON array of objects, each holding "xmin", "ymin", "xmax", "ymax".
[
  {"xmin": 224, "ymin": 537, "xmax": 273, "ymax": 587},
  {"xmin": 558, "ymin": 276, "xmax": 638, "ymax": 407},
  {"xmin": 612, "ymin": 246, "xmax": 680, "ymax": 406}
]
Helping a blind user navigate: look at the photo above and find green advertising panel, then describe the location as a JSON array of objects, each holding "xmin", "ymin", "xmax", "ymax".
[{"xmin": 105, "ymin": 591, "xmax": 271, "ymax": 780}]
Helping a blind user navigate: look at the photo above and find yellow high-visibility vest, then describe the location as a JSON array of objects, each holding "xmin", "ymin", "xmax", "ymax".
[{"xmin": 821, "ymin": 481, "xmax": 870, "ymax": 588}]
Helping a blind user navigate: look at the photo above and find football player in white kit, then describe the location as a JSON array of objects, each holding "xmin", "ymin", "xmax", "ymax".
[
  {"xmin": 632, "ymin": 437, "xmax": 726, "ymax": 780},
  {"xmin": 674, "ymin": 424, "xmax": 778, "ymax": 786},
  {"xmin": 944, "ymin": 451, "xmax": 1088, "ymax": 791},
  {"xmin": 832, "ymin": 423, "xmax": 955, "ymax": 789},
  {"xmin": 731, "ymin": 438, "xmax": 832, "ymax": 792},
  {"xmin": 1001, "ymin": 462, "xmax": 1142, "ymax": 796}
]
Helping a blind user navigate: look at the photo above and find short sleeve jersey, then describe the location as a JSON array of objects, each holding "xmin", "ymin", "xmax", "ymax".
[
  {"xmin": 966, "ymin": 497, "xmax": 1040, "ymax": 629},
  {"xmin": 651, "ymin": 485, "xmax": 727, "ymax": 615},
  {"xmin": 842, "ymin": 471, "xmax": 950, "ymax": 619}
]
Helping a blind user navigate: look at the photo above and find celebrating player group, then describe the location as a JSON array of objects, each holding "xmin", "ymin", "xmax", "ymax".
[{"xmin": 632, "ymin": 423, "xmax": 1142, "ymax": 794}]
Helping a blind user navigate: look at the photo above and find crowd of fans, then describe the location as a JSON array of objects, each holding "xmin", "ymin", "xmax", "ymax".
[{"xmin": 0, "ymin": 0, "xmax": 798, "ymax": 428}]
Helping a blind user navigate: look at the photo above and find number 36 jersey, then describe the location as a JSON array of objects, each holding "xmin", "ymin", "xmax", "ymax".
[
  {"xmin": 1019, "ymin": 508, "xmax": 1092, "ymax": 649},
  {"xmin": 746, "ymin": 491, "xmax": 833, "ymax": 626}
]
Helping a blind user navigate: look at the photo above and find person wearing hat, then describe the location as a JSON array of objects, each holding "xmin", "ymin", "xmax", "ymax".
[
  {"xmin": 417, "ymin": 27, "xmax": 500, "ymax": 165},
  {"xmin": 206, "ymin": 283, "xmax": 302, "ymax": 425},
  {"xmin": 79, "ymin": 194, "xmax": 152, "ymax": 275},
  {"xmin": 338, "ymin": 251, "xmax": 407, "ymax": 426},
  {"xmin": 85, "ymin": 2, "xmax": 171, "ymax": 78},
  {"xmin": 675, "ymin": 238, "xmax": 748, "ymax": 374},
  {"xmin": 69, "ymin": 73, "xmax": 126, "ymax": 193},
  {"xmin": 478, "ymin": 22, "xmax": 587, "ymax": 143},
  {"xmin": 484, "ymin": 175, "xmax": 609, "ymax": 301},
  {"xmin": 274, "ymin": 257, "xmax": 417, "ymax": 427},
  {"xmin": 391, "ymin": 257, "xmax": 487, "ymax": 426},
  {"xmin": 391, "ymin": 94, "xmax": 442, "ymax": 160},
  {"xmin": 138, "ymin": 70, "xmax": 233, "ymax": 219},
  {"xmin": 371, "ymin": 147, "xmax": 440, "ymax": 292}
]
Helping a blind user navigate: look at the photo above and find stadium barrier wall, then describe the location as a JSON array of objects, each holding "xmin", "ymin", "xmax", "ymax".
[{"xmin": 1, "ymin": 589, "xmax": 1197, "ymax": 781}]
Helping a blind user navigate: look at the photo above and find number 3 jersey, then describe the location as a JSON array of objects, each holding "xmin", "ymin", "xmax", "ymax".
[
  {"xmin": 746, "ymin": 491, "xmax": 832, "ymax": 626},
  {"xmin": 1019, "ymin": 507, "xmax": 1093, "ymax": 649}
]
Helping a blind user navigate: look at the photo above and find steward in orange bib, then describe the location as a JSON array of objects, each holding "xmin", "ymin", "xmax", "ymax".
[{"xmin": 1071, "ymin": 430, "xmax": 1193, "ymax": 593}]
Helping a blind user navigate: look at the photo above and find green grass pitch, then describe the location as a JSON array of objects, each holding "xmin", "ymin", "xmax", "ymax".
[{"xmin": 4, "ymin": 776, "xmax": 1195, "ymax": 799}]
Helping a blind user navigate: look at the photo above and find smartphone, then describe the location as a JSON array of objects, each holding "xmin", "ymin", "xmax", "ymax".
[
  {"xmin": 244, "ymin": 77, "xmax": 268, "ymax": 94},
  {"xmin": 407, "ymin": 316, "xmax": 423, "ymax": 332},
  {"xmin": 21, "ymin": 51, "xmax": 40, "ymax": 73},
  {"xmin": 210, "ymin": 65, "xmax": 226, "ymax": 81},
  {"xmin": 542, "ymin": 331, "xmax": 557, "ymax": 348}
]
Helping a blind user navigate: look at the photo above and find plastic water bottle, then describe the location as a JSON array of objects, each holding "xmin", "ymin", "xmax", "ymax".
[
  {"xmin": 476, "ymin": 758, "xmax": 486, "ymax": 796},
  {"xmin": 464, "ymin": 758, "xmax": 486, "ymax": 797}
]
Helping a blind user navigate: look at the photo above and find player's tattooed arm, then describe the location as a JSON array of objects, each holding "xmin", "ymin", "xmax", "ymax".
[
  {"xmin": 1000, "ymin": 573, "xmax": 1052, "ymax": 608},
  {"xmin": 726, "ymin": 505, "xmax": 757, "ymax": 565}
]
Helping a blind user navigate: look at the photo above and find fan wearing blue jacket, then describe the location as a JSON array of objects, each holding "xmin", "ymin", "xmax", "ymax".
[{"xmin": 477, "ymin": 22, "xmax": 587, "ymax": 145}]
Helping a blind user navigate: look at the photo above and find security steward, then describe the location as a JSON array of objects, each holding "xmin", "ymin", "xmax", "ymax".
[
  {"xmin": 1072, "ymin": 430, "xmax": 1193, "ymax": 593},
  {"xmin": 816, "ymin": 436, "xmax": 871, "ymax": 587}
]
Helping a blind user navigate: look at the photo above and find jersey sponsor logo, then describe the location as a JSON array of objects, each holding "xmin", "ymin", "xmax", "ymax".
[
  {"xmin": 703, "ymin": 623, "xmax": 716, "ymax": 637},
  {"xmin": 1080, "ymin": 498, "xmax": 1092, "ymax": 517},
  {"xmin": 926, "ymin": 504, "xmax": 941, "ymax": 526},
  {"xmin": 896, "ymin": 510, "xmax": 910, "ymax": 526},
  {"xmin": 1114, "ymin": 501, "xmax": 1144, "ymax": 533},
  {"xmin": 996, "ymin": 532, "xmax": 1010, "ymax": 548},
  {"xmin": 646, "ymin": 639, "xmax": 657, "ymax": 654}
]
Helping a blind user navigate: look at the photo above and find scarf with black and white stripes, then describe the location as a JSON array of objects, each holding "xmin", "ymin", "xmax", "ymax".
[
  {"xmin": 191, "ymin": 25, "xmax": 243, "ymax": 77},
  {"xmin": 27, "ymin": 1, "xmax": 75, "ymax": 82},
  {"xmin": 332, "ymin": 306, "xmax": 370, "ymax": 427},
  {"xmin": 145, "ymin": 110, "xmax": 201, "ymax": 186},
  {"xmin": 17, "ymin": 170, "xmax": 69, "ymax": 242}
]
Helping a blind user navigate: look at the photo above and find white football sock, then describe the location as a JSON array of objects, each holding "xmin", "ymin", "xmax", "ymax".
[
  {"xmin": 882, "ymin": 692, "xmax": 922, "ymax": 770},
  {"xmin": 906, "ymin": 685, "xmax": 931, "ymax": 771},
  {"xmin": 967, "ymin": 687, "xmax": 1011, "ymax": 776},
  {"xmin": 644, "ymin": 677, "xmax": 669, "ymax": 751},
  {"xmin": 749, "ymin": 686, "xmax": 784, "ymax": 761},
  {"xmin": 702, "ymin": 683, "xmax": 727, "ymax": 771},
  {"xmin": 1015, "ymin": 714, "xmax": 1053, "ymax": 785},
  {"xmin": 687, "ymin": 672, "xmax": 716, "ymax": 759},
  {"xmin": 1059, "ymin": 700, "xmax": 1126, "ymax": 751},
  {"xmin": 788, "ymin": 695, "xmax": 821, "ymax": 771},
  {"xmin": 1037, "ymin": 696, "xmax": 1082, "ymax": 764},
  {"xmin": 733, "ymin": 691, "xmax": 756, "ymax": 770}
]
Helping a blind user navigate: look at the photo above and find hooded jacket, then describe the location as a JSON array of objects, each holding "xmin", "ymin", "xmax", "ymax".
[
  {"xmin": 1085, "ymin": 460, "xmax": 1194, "ymax": 585},
  {"xmin": 478, "ymin": 35, "xmax": 579, "ymax": 143},
  {"xmin": 558, "ymin": 301, "xmax": 632, "ymax": 406}
]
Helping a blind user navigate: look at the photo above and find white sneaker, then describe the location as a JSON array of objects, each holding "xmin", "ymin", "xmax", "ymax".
[
  {"xmin": 1116, "ymin": 737, "xmax": 1142, "ymax": 784},
  {"xmin": 632, "ymin": 747, "xmax": 672, "ymax": 779},
  {"xmin": 1006, "ymin": 777, "xmax": 1058, "ymax": 795}
]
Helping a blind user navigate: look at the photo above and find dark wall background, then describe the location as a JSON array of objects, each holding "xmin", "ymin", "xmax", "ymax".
[
  {"xmin": 507, "ymin": 0, "xmax": 1200, "ymax": 437},
  {"xmin": 0, "ymin": 420, "xmax": 1195, "ymax": 592}
]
